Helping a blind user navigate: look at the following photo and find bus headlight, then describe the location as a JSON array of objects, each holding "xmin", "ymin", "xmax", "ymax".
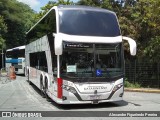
[
  {"xmin": 62, "ymin": 85, "xmax": 77, "ymax": 94},
  {"xmin": 113, "ymin": 83, "xmax": 123, "ymax": 92}
]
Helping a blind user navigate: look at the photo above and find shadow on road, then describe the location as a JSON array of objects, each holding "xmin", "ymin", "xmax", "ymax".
[
  {"xmin": 16, "ymin": 74, "xmax": 25, "ymax": 77},
  {"xmin": 54, "ymin": 100, "xmax": 128, "ymax": 110},
  {"xmin": 28, "ymin": 80, "xmax": 128, "ymax": 110}
]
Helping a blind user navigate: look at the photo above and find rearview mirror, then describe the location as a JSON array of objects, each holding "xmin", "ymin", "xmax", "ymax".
[{"xmin": 122, "ymin": 36, "xmax": 137, "ymax": 56}]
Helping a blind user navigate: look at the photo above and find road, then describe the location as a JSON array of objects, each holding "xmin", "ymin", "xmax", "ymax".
[{"xmin": 0, "ymin": 75, "xmax": 160, "ymax": 119}]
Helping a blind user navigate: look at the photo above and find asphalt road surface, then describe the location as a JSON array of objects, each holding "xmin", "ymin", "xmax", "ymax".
[{"xmin": 0, "ymin": 75, "xmax": 159, "ymax": 120}]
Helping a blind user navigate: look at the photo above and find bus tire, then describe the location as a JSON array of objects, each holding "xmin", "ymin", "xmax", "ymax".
[
  {"xmin": 44, "ymin": 78, "xmax": 50, "ymax": 101},
  {"xmin": 23, "ymin": 67, "xmax": 25, "ymax": 76},
  {"xmin": 28, "ymin": 70, "xmax": 31, "ymax": 85},
  {"xmin": 40, "ymin": 76, "xmax": 45, "ymax": 98}
]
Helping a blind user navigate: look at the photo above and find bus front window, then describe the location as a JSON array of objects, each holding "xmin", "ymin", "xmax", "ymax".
[
  {"xmin": 61, "ymin": 42, "xmax": 124, "ymax": 81},
  {"xmin": 6, "ymin": 49, "xmax": 25, "ymax": 58},
  {"xmin": 59, "ymin": 9, "xmax": 120, "ymax": 37}
]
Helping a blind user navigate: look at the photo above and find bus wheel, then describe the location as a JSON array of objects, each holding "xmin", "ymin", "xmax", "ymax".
[
  {"xmin": 40, "ymin": 77, "xmax": 45, "ymax": 98},
  {"xmin": 28, "ymin": 70, "xmax": 31, "ymax": 85},
  {"xmin": 44, "ymin": 78, "xmax": 50, "ymax": 101},
  {"xmin": 23, "ymin": 67, "xmax": 25, "ymax": 76}
]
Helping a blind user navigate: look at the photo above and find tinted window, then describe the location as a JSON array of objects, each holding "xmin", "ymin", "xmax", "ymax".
[
  {"xmin": 30, "ymin": 52, "xmax": 38, "ymax": 67},
  {"xmin": 47, "ymin": 34, "xmax": 57, "ymax": 74},
  {"xmin": 29, "ymin": 52, "xmax": 48, "ymax": 72},
  {"xmin": 26, "ymin": 10, "xmax": 56, "ymax": 43},
  {"xmin": 59, "ymin": 10, "xmax": 120, "ymax": 36},
  {"xmin": 61, "ymin": 42, "xmax": 124, "ymax": 80},
  {"xmin": 6, "ymin": 49, "xmax": 25, "ymax": 58}
]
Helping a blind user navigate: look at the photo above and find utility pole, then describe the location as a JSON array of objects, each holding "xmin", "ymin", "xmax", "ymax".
[
  {"xmin": 0, "ymin": 26, "xmax": 4, "ymax": 69},
  {"xmin": 2, "ymin": 48, "xmax": 4, "ymax": 68}
]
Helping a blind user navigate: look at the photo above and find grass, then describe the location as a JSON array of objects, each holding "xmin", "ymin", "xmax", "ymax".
[{"xmin": 124, "ymin": 79, "xmax": 141, "ymax": 88}]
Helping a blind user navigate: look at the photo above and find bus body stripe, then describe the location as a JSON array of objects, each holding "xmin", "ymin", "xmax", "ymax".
[
  {"xmin": 5, "ymin": 59, "xmax": 22, "ymax": 63},
  {"xmin": 57, "ymin": 78, "xmax": 63, "ymax": 99}
]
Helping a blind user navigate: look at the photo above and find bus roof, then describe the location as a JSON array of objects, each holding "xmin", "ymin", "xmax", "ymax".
[
  {"xmin": 6, "ymin": 45, "xmax": 25, "ymax": 52},
  {"xmin": 57, "ymin": 5, "xmax": 114, "ymax": 13}
]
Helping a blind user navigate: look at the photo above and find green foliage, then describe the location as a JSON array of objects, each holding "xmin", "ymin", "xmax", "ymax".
[
  {"xmin": 77, "ymin": 0, "xmax": 102, "ymax": 6},
  {"xmin": 0, "ymin": 15, "xmax": 7, "ymax": 49},
  {"xmin": 125, "ymin": 79, "xmax": 141, "ymax": 88},
  {"xmin": 122, "ymin": 0, "xmax": 160, "ymax": 58},
  {"xmin": 0, "ymin": 37, "xmax": 5, "ymax": 49},
  {"xmin": 0, "ymin": 16, "xmax": 7, "ymax": 34},
  {"xmin": 0, "ymin": 0, "xmax": 36, "ymax": 49},
  {"xmin": 144, "ymin": 36, "xmax": 160, "ymax": 62},
  {"xmin": 35, "ymin": 0, "xmax": 74, "ymax": 21}
]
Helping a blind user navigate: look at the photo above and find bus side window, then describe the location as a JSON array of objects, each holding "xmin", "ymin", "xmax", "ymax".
[
  {"xmin": 30, "ymin": 53, "xmax": 38, "ymax": 68},
  {"xmin": 30, "ymin": 52, "xmax": 48, "ymax": 72},
  {"xmin": 47, "ymin": 34, "xmax": 57, "ymax": 75},
  {"xmin": 39, "ymin": 51, "xmax": 48, "ymax": 72}
]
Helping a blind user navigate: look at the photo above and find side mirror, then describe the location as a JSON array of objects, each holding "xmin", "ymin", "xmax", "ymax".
[
  {"xmin": 122, "ymin": 36, "xmax": 137, "ymax": 56},
  {"xmin": 54, "ymin": 34, "xmax": 63, "ymax": 55}
]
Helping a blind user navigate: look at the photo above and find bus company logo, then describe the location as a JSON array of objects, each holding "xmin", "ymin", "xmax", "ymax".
[
  {"xmin": 2, "ymin": 112, "xmax": 11, "ymax": 117},
  {"xmin": 84, "ymin": 86, "xmax": 107, "ymax": 90}
]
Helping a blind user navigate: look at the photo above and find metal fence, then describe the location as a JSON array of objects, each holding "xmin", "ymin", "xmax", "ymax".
[{"xmin": 125, "ymin": 60, "xmax": 160, "ymax": 88}]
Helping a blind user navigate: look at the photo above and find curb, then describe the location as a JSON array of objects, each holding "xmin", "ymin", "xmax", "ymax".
[{"xmin": 124, "ymin": 88, "xmax": 160, "ymax": 93}]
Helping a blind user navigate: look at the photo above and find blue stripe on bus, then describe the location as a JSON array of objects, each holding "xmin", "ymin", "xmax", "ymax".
[{"xmin": 5, "ymin": 59, "xmax": 22, "ymax": 63}]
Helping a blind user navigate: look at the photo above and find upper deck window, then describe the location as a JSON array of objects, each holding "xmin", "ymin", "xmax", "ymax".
[
  {"xmin": 26, "ymin": 9, "xmax": 56, "ymax": 43},
  {"xmin": 59, "ymin": 9, "xmax": 121, "ymax": 37}
]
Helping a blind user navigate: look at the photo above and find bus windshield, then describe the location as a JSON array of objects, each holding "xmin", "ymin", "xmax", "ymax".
[
  {"xmin": 61, "ymin": 42, "xmax": 124, "ymax": 81},
  {"xmin": 59, "ymin": 9, "xmax": 120, "ymax": 36},
  {"xmin": 6, "ymin": 49, "xmax": 25, "ymax": 58}
]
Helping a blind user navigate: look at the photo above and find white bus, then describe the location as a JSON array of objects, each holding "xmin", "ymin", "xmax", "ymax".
[
  {"xmin": 26, "ymin": 5, "xmax": 136, "ymax": 104},
  {"xmin": 5, "ymin": 45, "xmax": 26, "ymax": 74}
]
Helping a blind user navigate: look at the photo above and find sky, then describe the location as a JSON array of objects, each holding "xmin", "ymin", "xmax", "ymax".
[{"xmin": 17, "ymin": 0, "xmax": 78, "ymax": 12}]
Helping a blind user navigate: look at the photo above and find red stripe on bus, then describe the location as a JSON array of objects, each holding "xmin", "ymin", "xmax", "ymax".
[{"xmin": 57, "ymin": 78, "xmax": 63, "ymax": 99}]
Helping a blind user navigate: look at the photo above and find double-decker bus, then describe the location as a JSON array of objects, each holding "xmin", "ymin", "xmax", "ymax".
[
  {"xmin": 5, "ymin": 45, "xmax": 25, "ymax": 74},
  {"xmin": 26, "ymin": 5, "xmax": 136, "ymax": 104}
]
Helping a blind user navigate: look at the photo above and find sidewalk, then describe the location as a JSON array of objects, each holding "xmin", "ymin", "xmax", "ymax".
[{"xmin": 124, "ymin": 88, "xmax": 160, "ymax": 93}]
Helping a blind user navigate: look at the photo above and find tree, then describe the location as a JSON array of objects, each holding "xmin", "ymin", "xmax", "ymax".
[
  {"xmin": 0, "ymin": 15, "xmax": 7, "ymax": 50},
  {"xmin": 77, "ymin": 0, "xmax": 102, "ymax": 6},
  {"xmin": 144, "ymin": 36, "xmax": 160, "ymax": 62},
  {"xmin": 0, "ymin": 0, "xmax": 36, "ymax": 49},
  {"xmin": 124, "ymin": 0, "xmax": 160, "ymax": 59},
  {"xmin": 36, "ymin": 0, "xmax": 74, "ymax": 21}
]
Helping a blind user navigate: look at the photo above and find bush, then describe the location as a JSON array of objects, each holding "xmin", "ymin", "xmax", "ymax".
[{"xmin": 124, "ymin": 78, "xmax": 141, "ymax": 88}]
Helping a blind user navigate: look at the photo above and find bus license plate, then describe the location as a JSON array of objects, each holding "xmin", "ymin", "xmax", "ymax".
[{"xmin": 90, "ymin": 95, "xmax": 101, "ymax": 100}]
